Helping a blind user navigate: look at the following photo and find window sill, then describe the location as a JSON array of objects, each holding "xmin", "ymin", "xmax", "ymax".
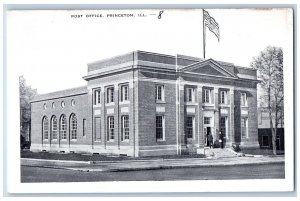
[
  {"xmin": 121, "ymin": 140, "xmax": 130, "ymax": 143},
  {"xmin": 43, "ymin": 139, "xmax": 49, "ymax": 141},
  {"xmin": 185, "ymin": 102, "xmax": 198, "ymax": 106},
  {"xmin": 71, "ymin": 139, "xmax": 77, "ymax": 141},
  {"xmin": 203, "ymin": 103, "xmax": 214, "ymax": 106},
  {"xmin": 156, "ymin": 139, "xmax": 165, "ymax": 142},
  {"xmin": 155, "ymin": 100, "xmax": 166, "ymax": 104},
  {"xmin": 219, "ymin": 103, "xmax": 230, "ymax": 107},
  {"xmin": 93, "ymin": 104, "xmax": 102, "ymax": 108},
  {"xmin": 107, "ymin": 140, "xmax": 115, "ymax": 142},
  {"xmin": 94, "ymin": 140, "xmax": 101, "ymax": 142},
  {"xmin": 119, "ymin": 101, "xmax": 130, "ymax": 105},
  {"xmin": 61, "ymin": 139, "xmax": 67, "ymax": 141},
  {"xmin": 106, "ymin": 102, "xmax": 115, "ymax": 107},
  {"xmin": 51, "ymin": 139, "xmax": 58, "ymax": 141}
]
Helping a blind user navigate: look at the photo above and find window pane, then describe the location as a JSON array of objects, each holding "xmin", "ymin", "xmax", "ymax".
[
  {"xmin": 70, "ymin": 114, "xmax": 77, "ymax": 140},
  {"xmin": 156, "ymin": 116, "xmax": 163, "ymax": 140},
  {"xmin": 107, "ymin": 88, "xmax": 114, "ymax": 103},
  {"xmin": 186, "ymin": 116, "xmax": 193, "ymax": 138},
  {"xmin": 241, "ymin": 93, "xmax": 247, "ymax": 106},
  {"xmin": 95, "ymin": 117, "xmax": 101, "ymax": 140},
  {"xmin": 51, "ymin": 116, "xmax": 58, "ymax": 140},
  {"xmin": 60, "ymin": 115, "xmax": 67, "ymax": 140},
  {"xmin": 121, "ymin": 116, "xmax": 129, "ymax": 141},
  {"xmin": 94, "ymin": 90, "xmax": 101, "ymax": 105},
  {"xmin": 157, "ymin": 86, "xmax": 161, "ymax": 100},
  {"xmin": 241, "ymin": 118, "xmax": 247, "ymax": 138},
  {"xmin": 107, "ymin": 117, "xmax": 114, "ymax": 140},
  {"xmin": 221, "ymin": 91, "xmax": 226, "ymax": 104},
  {"xmin": 204, "ymin": 89, "xmax": 210, "ymax": 103},
  {"xmin": 156, "ymin": 85, "xmax": 164, "ymax": 101},
  {"xmin": 83, "ymin": 119, "xmax": 86, "ymax": 137},
  {"xmin": 43, "ymin": 117, "xmax": 49, "ymax": 140},
  {"xmin": 204, "ymin": 117, "xmax": 210, "ymax": 125}
]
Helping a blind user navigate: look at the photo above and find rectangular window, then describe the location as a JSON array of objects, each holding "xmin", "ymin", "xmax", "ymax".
[
  {"xmin": 241, "ymin": 92, "xmax": 247, "ymax": 106},
  {"xmin": 94, "ymin": 89, "xmax": 101, "ymax": 105},
  {"xmin": 186, "ymin": 116, "xmax": 194, "ymax": 139},
  {"xmin": 121, "ymin": 85, "xmax": 129, "ymax": 102},
  {"xmin": 95, "ymin": 117, "xmax": 101, "ymax": 140},
  {"xmin": 156, "ymin": 85, "xmax": 165, "ymax": 101},
  {"xmin": 203, "ymin": 89, "xmax": 211, "ymax": 103},
  {"xmin": 121, "ymin": 115, "xmax": 129, "ymax": 141},
  {"xmin": 156, "ymin": 116, "xmax": 165, "ymax": 140},
  {"xmin": 83, "ymin": 119, "xmax": 86, "ymax": 137},
  {"xmin": 204, "ymin": 117, "xmax": 211, "ymax": 125},
  {"xmin": 241, "ymin": 117, "xmax": 248, "ymax": 139},
  {"xmin": 107, "ymin": 116, "xmax": 114, "ymax": 141},
  {"xmin": 107, "ymin": 87, "xmax": 114, "ymax": 103},
  {"xmin": 185, "ymin": 87, "xmax": 195, "ymax": 102},
  {"xmin": 220, "ymin": 90, "xmax": 227, "ymax": 104}
]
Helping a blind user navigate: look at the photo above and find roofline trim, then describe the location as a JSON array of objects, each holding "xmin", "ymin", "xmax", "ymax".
[
  {"xmin": 30, "ymin": 92, "xmax": 88, "ymax": 103},
  {"xmin": 181, "ymin": 59, "xmax": 238, "ymax": 78}
]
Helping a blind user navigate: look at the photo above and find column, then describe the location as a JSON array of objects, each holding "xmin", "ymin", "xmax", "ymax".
[
  {"xmin": 197, "ymin": 85, "xmax": 204, "ymax": 148},
  {"xmin": 214, "ymin": 87, "xmax": 219, "ymax": 140},
  {"xmin": 229, "ymin": 87, "xmax": 235, "ymax": 146}
]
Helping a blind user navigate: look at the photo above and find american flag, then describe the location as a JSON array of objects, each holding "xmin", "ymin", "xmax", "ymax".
[{"xmin": 203, "ymin": 10, "xmax": 220, "ymax": 41}]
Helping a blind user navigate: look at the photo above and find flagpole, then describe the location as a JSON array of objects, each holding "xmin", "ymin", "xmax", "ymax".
[{"xmin": 203, "ymin": 9, "xmax": 206, "ymax": 59}]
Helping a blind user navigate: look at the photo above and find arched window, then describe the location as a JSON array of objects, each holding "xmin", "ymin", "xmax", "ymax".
[
  {"xmin": 61, "ymin": 101, "xmax": 65, "ymax": 108},
  {"xmin": 42, "ymin": 116, "xmax": 49, "ymax": 140},
  {"xmin": 60, "ymin": 114, "xmax": 67, "ymax": 140},
  {"xmin": 71, "ymin": 99, "xmax": 75, "ymax": 106},
  {"xmin": 51, "ymin": 116, "xmax": 58, "ymax": 140},
  {"xmin": 70, "ymin": 114, "xmax": 77, "ymax": 140}
]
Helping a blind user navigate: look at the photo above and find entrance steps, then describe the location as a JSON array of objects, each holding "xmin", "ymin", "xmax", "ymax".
[{"xmin": 202, "ymin": 148, "xmax": 243, "ymax": 158}]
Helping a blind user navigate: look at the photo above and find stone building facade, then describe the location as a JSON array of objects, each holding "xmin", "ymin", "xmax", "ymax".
[{"xmin": 30, "ymin": 51, "xmax": 259, "ymax": 157}]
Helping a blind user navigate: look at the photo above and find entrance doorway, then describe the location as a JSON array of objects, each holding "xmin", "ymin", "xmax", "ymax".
[
  {"xmin": 276, "ymin": 135, "xmax": 281, "ymax": 150},
  {"xmin": 220, "ymin": 117, "xmax": 227, "ymax": 139},
  {"xmin": 205, "ymin": 127, "xmax": 211, "ymax": 146}
]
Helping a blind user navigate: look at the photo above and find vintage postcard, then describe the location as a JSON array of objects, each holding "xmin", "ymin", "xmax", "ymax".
[{"xmin": 5, "ymin": 7, "xmax": 294, "ymax": 194}]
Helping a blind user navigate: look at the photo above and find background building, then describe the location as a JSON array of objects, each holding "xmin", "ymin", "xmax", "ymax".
[
  {"xmin": 257, "ymin": 107, "xmax": 284, "ymax": 151},
  {"xmin": 30, "ymin": 51, "xmax": 259, "ymax": 157}
]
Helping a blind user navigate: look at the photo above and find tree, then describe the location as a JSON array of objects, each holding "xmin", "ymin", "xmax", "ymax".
[
  {"xmin": 250, "ymin": 46, "xmax": 284, "ymax": 155},
  {"xmin": 19, "ymin": 76, "xmax": 37, "ymax": 147}
]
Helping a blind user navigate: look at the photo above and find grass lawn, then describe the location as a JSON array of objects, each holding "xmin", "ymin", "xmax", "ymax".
[{"xmin": 21, "ymin": 150, "xmax": 206, "ymax": 161}]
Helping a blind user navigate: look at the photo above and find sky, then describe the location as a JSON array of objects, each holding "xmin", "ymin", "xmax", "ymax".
[{"xmin": 7, "ymin": 8, "xmax": 292, "ymax": 94}]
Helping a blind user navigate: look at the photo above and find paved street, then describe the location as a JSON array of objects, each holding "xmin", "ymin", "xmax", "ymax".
[{"xmin": 21, "ymin": 163, "xmax": 284, "ymax": 182}]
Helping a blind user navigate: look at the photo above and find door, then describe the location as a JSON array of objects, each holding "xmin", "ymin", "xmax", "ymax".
[
  {"xmin": 220, "ymin": 117, "xmax": 226, "ymax": 138},
  {"xmin": 276, "ymin": 135, "xmax": 281, "ymax": 150},
  {"xmin": 205, "ymin": 127, "xmax": 211, "ymax": 146}
]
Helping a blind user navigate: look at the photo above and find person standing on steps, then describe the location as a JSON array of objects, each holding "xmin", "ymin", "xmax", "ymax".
[{"xmin": 207, "ymin": 132, "xmax": 213, "ymax": 149}]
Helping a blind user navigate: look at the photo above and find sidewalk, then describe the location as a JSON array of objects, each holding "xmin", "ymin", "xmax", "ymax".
[{"xmin": 21, "ymin": 155, "xmax": 285, "ymax": 172}]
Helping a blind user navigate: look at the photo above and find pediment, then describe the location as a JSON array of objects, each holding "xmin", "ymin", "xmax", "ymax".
[{"xmin": 181, "ymin": 59, "xmax": 237, "ymax": 78}]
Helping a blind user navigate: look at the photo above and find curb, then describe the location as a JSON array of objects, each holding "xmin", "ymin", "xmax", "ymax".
[
  {"xmin": 64, "ymin": 160, "xmax": 285, "ymax": 172},
  {"xmin": 21, "ymin": 155, "xmax": 285, "ymax": 171},
  {"xmin": 21, "ymin": 158, "xmax": 92, "ymax": 167}
]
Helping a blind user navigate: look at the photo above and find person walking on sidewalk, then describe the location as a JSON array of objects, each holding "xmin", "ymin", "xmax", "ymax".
[{"xmin": 208, "ymin": 132, "xmax": 213, "ymax": 149}]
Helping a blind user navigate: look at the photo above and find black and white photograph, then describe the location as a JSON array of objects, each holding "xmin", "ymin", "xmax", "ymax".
[{"xmin": 4, "ymin": 5, "xmax": 295, "ymax": 195}]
